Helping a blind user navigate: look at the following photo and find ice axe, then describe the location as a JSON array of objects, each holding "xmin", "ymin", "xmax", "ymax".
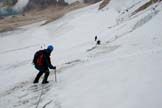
[{"xmin": 54, "ymin": 69, "xmax": 57, "ymax": 82}]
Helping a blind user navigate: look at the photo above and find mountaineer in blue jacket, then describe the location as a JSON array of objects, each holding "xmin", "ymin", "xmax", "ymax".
[{"xmin": 33, "ymin": 45, "xmax": 56, "ymax": 84}]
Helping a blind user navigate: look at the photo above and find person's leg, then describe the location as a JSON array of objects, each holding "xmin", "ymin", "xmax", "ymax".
[
  {"xmin": 42, "ymin": 70, "xmax": 50, "ymax": 84},
  {"xmin": 33, "ymin": 71, "xmax": 44, "ymax": 83}
]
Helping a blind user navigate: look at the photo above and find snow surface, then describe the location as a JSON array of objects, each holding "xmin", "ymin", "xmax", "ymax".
[{"xmin": 0, "ymin": 0, "xmax": 162, "ymax": 108}]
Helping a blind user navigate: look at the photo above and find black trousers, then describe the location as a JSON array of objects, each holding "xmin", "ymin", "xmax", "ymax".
[{"xmin": 34, "ymin": 69, "xmax": 49, "ymax": 83}]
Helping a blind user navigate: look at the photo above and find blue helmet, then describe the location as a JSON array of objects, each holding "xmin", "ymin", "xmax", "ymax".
[{"xmin": 47, "ymin": 45, "xmax": 54, "ymax": 52}]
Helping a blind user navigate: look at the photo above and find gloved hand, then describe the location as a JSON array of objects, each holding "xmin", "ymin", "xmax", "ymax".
[{"xmin": 52, "ymin": 66, "xmax": 56, "ymax": 70}]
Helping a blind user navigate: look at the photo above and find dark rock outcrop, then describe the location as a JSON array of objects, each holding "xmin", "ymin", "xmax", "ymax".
[
  {"xmin": 132, "ymin": 0, "xmax": 162, "ymax": 15},
  {"xmin": 84, "ymin": 0, "xmax": 101, "ymax": 4},
  {"xmin": 0, "ymin": 7, "xmax": 18, "ymax": 17},
  {"xmin": 3, "ymin": 0, "xmax": 17, "ymax": 6},
  {"xmin": 99, "ymin": 0, "xmax": 111, "ymax": 10},
  {"xmin": 25, "ymin": 0, "xmax": 68, "ymax": 11}
]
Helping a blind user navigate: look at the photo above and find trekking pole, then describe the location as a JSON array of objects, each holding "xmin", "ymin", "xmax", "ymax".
[{"xmin": 54, "ymin": 69, "xmax": 57, "ymax": 82}]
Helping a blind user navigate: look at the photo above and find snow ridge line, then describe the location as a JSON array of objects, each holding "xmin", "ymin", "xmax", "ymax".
[
  {"xmin": 116, "ymin": 1, "xmax": 161, "ymax": 27},
  {"xmin": 107, "ymin": 10, "xmax": 159, "ymax": 46},
  {"xmin": 132, "ymin": 10, "xmax": 159, "ymax": 30},
  {"xmin": 130, "ymin": 2, "xmax": 160, "ymax": 20},
  {"xmin": 125, "ymin": 0, "xmax": 142, "ymax": 11}
]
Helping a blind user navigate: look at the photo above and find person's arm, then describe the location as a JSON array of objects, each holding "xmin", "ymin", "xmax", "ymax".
[{"xmin": 46, "ymin": 55, "xmax": 56, "ymax": 69}]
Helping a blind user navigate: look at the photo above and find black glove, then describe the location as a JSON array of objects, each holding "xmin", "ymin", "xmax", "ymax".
[{"xmin": 52, "ymin": 66, "xmax": 56, "ymax": 70}]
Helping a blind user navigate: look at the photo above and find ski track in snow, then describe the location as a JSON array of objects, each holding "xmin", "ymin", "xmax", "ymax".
[{"xmin": 0, "ymin": 81, "xmax": 55, "ymax": 108}]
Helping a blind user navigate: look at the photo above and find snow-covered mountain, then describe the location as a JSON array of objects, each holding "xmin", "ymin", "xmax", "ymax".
[{"xmin": 0, "ymin": 0, "xmax": 162, "ymax": 108}]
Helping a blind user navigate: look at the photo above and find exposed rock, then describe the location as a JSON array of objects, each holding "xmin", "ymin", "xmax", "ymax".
[
  {"xmin": 0, "ymin": 7, "xmax": 18, "ymax": 17},
  {"xmin": 25, "ymin": 0, "xmax": 68, "ymax": 11},
  {"xmin": 132, "ymin": 0, "xmax": 162, "ymax": 15},
  {"xmin": 84, "ymin": 0, "xmax": 101, "ymax": 4},
  {"xmin": 3, "ymin": 0, "xmax": 18, "ymax": 6},
  {"xmin": 99, "ymin": 0, "xmax": 111, "ymax": 10}
]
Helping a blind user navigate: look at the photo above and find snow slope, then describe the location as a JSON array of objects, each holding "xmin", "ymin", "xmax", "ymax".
[{"xmin": 0, "ymin": 0, "xmax": 162, "ymax": 108}]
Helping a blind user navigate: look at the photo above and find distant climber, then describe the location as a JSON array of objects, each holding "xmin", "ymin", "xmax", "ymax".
[
  {"xmin": 96, "ymin": 40, "xmax": 101, "ymax": 45},
  {"xmin": 33, "ymin": 45, "xmax": 56, "ymax": 84},
  {"xmin": 95, "ymin": 35, "xmax": 97, "ymax": 41},
  {"xmin": 94, "ymin": 35, "xmax": 101, "ymax": 45}
]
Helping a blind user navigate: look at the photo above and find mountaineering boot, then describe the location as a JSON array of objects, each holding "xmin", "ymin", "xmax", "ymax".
[
  {"xmin": 33, "ymin": 80, "xmax": 38, "ymax": 83},
  {"xmin": 42, "ymin": 81, "xmax": 49, "ymax": 84}
]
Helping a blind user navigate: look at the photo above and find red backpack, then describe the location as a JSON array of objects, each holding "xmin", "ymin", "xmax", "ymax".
[{"xmin": 33, "ymin": 50, "xmax": 45, "ymax": 68}]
